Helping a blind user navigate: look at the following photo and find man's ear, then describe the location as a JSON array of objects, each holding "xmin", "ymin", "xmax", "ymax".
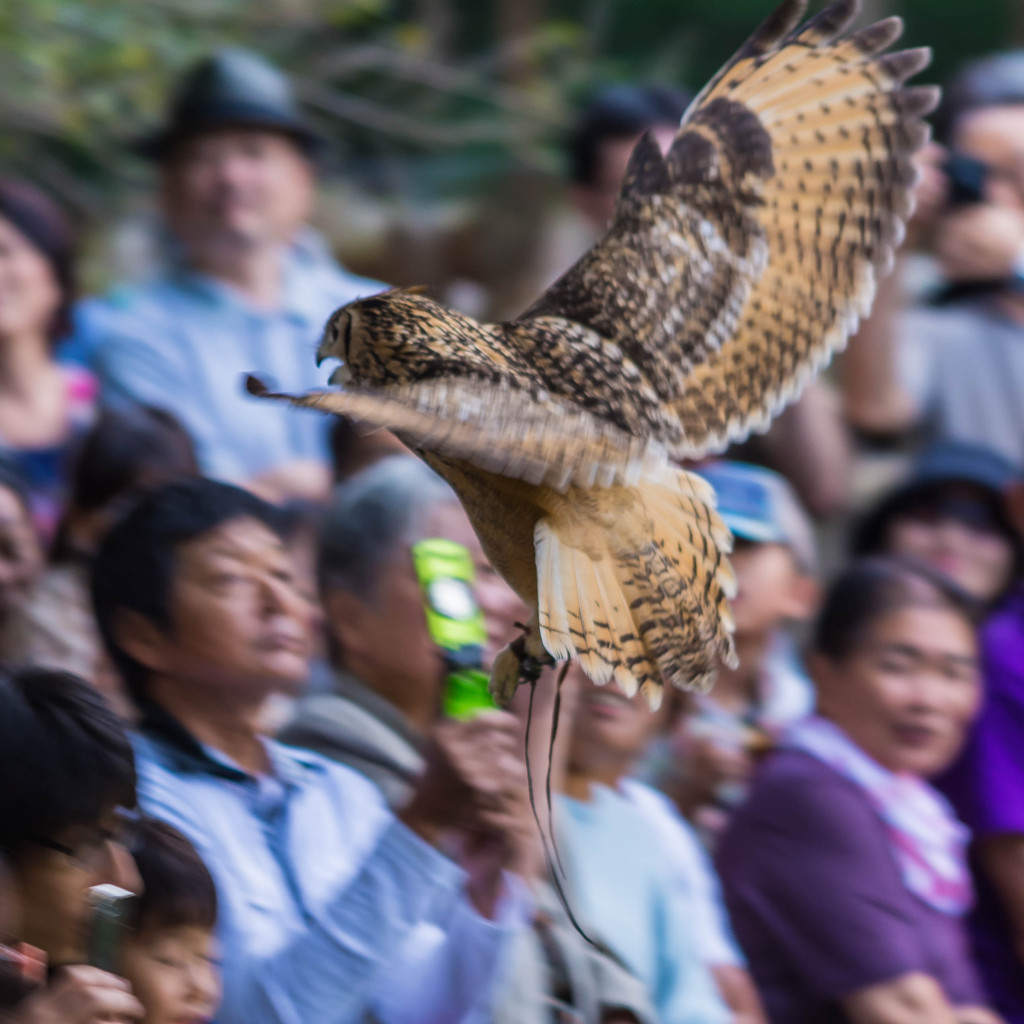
[
  {"xmin": 111, "ymin": 609, "xmax": 173, "ymax": 676},
  {"xmin": 321, "ymin": 589, "xmax": 371, "ymax": 661}
]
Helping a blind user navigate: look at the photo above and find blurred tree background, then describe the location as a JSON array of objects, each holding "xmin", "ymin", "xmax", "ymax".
[{"xmin": 0, "ymin": 0, "xmax": 1017, "ymax": 300}]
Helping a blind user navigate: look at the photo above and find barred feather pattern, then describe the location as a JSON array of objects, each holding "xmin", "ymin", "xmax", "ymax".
[{"xmin": 248, "ymin": 0, "xmax": 936, "ymax": 706}]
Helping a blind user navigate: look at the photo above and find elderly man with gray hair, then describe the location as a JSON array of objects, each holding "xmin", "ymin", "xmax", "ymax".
[{"xmin": 281, "ymin": 455, "xmax": 657, "ymax": 1024}]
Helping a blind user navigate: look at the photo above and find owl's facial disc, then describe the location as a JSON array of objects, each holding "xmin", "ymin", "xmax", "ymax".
[{"xmin": 318, "ymin": 308, "xmax": 358, "ymax": 385}]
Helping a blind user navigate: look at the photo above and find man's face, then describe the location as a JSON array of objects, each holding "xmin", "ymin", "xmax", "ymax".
[
  {"xmin": 953, "ymin": 105, "xmax": 1024, "ymax": 214},
  {"xmin": 324, "ymin": 502, "xmax": 482, "ymax": 716},
  {"xmin": 572, "ymin": 123, "xmax": 678, "ymax": 233},
  {"xmin": 161, "ymin": 129, "xmax": 314, "ymax": 257},
  {"xmin": 140, "ymin": 517, "xmax": 313, "ymax": 700},
  {"xmin": 12, "ymin": 807, "xmax": 141, "ymax": 966}
]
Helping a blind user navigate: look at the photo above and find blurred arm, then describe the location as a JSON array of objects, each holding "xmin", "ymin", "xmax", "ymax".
[
  {"xmin": 751, "ymin": 378, "xmax": 851, "ymax": 518},
  {"xmin": 840, "ymin": 258, "xmax": 920, "ymax": 437},
  {"xmin": 976, "ymin": 834, "xmax": 1024, "ymax": 967},
  {"xmin": 842, "ymin": 972, "xmax": 961, "ymax": 1024}
]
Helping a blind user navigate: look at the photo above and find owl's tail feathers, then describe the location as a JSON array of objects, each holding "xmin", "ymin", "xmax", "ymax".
[{"xmin": 535, "ymin": 468, "xmax": 737, "ymax": 710}]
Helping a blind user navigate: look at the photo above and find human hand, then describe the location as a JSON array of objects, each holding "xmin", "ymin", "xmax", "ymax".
[
  {"xmin": 934, "ymin": 202, "xmax": 1024, "ymax": 282},
  {"xmin": 15, "ymin": 966, "xmax": 143, "ymax": 1024},
  {"xmin": 955, "ymin": 1006, "xmax": 1005, "ymax": 1024},
  {"xmin": 400, "ymin": 712, "xmax": 528, "ymax": 846}
]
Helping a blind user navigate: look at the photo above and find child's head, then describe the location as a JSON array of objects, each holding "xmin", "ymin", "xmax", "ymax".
[
  {"xmin": 120, "ymin": 819, "xmax": 219, "ymax": 1024},
  {"xmin": 56, "ymin": 405, "xmax": 198, "ymax": 562},
  {"xmin": 853, "ymin": 441, "xmax": 1022, "ymax": 606},
  {"xmin": 697, "ymin": 462, "xmax": 819, "ymax": 642}
]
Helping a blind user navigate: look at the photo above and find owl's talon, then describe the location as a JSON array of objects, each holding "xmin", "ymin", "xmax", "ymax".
[{"xmin": 488, "ymin": 630, "xmax": 555, "ymax": 706}]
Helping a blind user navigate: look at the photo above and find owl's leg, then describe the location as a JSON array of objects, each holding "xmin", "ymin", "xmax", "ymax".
[{"xmin": 489, "ymin": 614, "xmax": 554, "ymax": 706}]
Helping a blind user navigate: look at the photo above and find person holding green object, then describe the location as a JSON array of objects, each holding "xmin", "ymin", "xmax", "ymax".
[{"xmin": 280, "ymin": 455, "xmax": 658, "ymax": 1024}]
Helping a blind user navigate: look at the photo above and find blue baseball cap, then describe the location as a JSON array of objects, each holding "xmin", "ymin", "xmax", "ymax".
[{"xmin": 696, "ymin": 461, "xmax": 817, "ymax": 574}]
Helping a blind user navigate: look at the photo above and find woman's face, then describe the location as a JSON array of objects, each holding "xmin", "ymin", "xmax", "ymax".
[
  {"xmin": 815, "ymin": 605, "xmax": 981, "ymax": 777},
  {"xmin": 566, "ymin": 663, "xmax": 660, "ymax": 779},
  {"xmin": 885, "ymin": 484, "xmax": 1016, "ymax": 602},
  {"xmin": 0, "ymin": 216, "xmax": 61, "ymax": 341}
]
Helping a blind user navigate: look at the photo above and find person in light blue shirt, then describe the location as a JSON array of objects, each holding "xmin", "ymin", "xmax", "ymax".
[
  {"xmin": 67, "ymin": 48, "xmax": 385, "ymax": 502},
  {"xmin": 558, "ymin": 661, "xmax": 755, "ymax": 1024},
  {"xmin": 90, "ymin": 478, "xmax": 530, "ymax": 1024}
]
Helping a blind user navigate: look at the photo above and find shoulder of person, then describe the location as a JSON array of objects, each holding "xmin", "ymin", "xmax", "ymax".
[
  {"xmin": 902, "ymin": 296, "xmax": 1018, "ymax": 340},
  {"xmin": 734, "ymin": 749, "xmax": 881, "ymax": 839}
]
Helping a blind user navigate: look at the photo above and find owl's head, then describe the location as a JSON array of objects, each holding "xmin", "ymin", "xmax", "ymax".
[{"xmin": 317, "ymin": 287, "xmax": 473, "ymax": 388}]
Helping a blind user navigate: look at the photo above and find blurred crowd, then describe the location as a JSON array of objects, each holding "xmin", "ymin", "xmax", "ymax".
[{"xmin": 2, "ymin": 31, "xmax": 1024, "ymax": 1024}]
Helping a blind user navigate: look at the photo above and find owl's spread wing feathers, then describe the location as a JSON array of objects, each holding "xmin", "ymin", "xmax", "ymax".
[
  {"xmin": 245, "ymin": 374, "xmax": 664, "ymax": 491},
  {"xmin": 517, "ymin": 0, "xmax": 936, "ymax": 458}
]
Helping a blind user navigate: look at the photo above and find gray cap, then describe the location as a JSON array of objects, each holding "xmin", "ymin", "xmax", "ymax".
[{"xmin": 136, "ymin": 47, "xmax": 323, "ymax": 160}]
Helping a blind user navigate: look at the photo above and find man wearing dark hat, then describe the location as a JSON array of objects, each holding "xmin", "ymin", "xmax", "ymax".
[
  {"xmin": 71, "ymin": 48, "xmax": 383, "ymax": 501},
  {"xmin": 844, "ymin": 51, "xmax": 1024, "ymax": 465}
]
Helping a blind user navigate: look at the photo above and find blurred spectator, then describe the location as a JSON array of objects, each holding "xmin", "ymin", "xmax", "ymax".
[
  {"xmin": 0, "ymin": 457, "xmax": 43, "ymax": 650},
  {"xmin": 281, "ymin": 457, "xmax": 656, "ymax": 1024},
  {"xmin": 843, "ymin": 52, "xmax": 1024, "ymax": 463},
  {"xmin": 0, "ymin": 667, "xmax": 144, "ymax": 1022},
  {"xmin": 2, "ymin": 405, "xmax": 197, "ymax": 708},
  {"xmin": 280, "ymin": 458, "xmax": 475, "ymax": 797},
  {"xmin": 719, "ymin": 559, "xmax": 997, "ymax": 1024},
  {"xmin": 569, "ymin": 85, "xmax": 690, "ymax": 238},
  {"xmin": 853, "ymin": 444, "xmax": 1024, "ymax": 1021},
  {"xmin": 0, "ymin": 179, "xmax": 96, "ymax": 540},
  {"xmin": 655, "ymin": 462, "xmax": 818, "ymax": 846},
  {"xmin": 70, "ymin": 48, "xmax": 383, "ymax": 502},
  {"xmin": 120, "ymin": 819, "xmax": 221, "ymax": 1024},
  {"xmin": 91, "ymin": 477, "xmax": 526, "ymax": 1024},
  {"xmin": 853, "ymin": 440, "xmax": 1022, "ymax": 608},
  {"xmin": 558, "ymin": 661, "xmax": 734, "ymax": 1024}
]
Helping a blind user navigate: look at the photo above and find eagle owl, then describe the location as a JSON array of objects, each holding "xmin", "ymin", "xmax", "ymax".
[{"xmin": 250, "ymin": 0, "xmax": 936, "ymax": 709}]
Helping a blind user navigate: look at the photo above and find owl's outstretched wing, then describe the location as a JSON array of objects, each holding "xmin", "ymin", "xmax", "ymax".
[
  {"xmin": 245, "ymin": 375, "xmax": 664, "ymax": 490},
  {"xmin": 516, "ymin": 0, "xmax": 937, "ymax": 458}
]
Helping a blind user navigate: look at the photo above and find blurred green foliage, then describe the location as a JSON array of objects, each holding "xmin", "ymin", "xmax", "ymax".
[{"xmin": 0, "ymin": 0, "xmax": 1015, "ymax": 218}]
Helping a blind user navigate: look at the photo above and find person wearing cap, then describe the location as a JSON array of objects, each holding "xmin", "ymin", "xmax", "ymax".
[
  {"xmin": 68, "ymin": 48, "xmax": 383, "ymax": 502},
  {"xmin": 855, "ymin": 441, "xmax": 1024, "ymax": 1022},
  {"xmin": 853, "ymin": 439, "xmax": 1023, "ymax": 609},
  {"xmin": 843, "ymin": 50, "xmax": 1024, "ymax": 464},
  {"xmin": 653, "ymin": 462, "xmax": 819, "ymax": 848},
  {"xmin": 0, "ymin": 179, "xmax": 96, "ymax": 541}
]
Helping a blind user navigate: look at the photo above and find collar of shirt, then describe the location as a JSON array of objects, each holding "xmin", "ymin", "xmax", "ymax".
[
  {"xmin": 332, "ymin": 670, "xmax": 430, "ymax": 757},
  {"xmin": 137, "ymin": 698, "xmax": 324, "ymax": 792}
]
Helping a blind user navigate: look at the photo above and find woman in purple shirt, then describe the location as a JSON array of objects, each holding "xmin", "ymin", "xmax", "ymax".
[
  {"xmin": 718, "ymin": 558, "xmax": 1000, "ymax": 1024},
  {"xmin": 853, "ymin": 441, "xmax": 1024, "ymax": 1021}
]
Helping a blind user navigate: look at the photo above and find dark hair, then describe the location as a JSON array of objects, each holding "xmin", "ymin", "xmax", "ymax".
[
  {"xmin": 814, "ymin": 557, "xmax": 982, "ymax": 664},
  {"xmin": 318, "ymin": 456, "xmax": 454, "ymax": 599},
  {"xmin": 569, "ymin": 84, "xmax": 690, "ymax": 186},
  {"xmin": 0, "ymin": 180, "xmax": 76, "ymax": 342},
  {"xmin": 52, "ymin": 405, "xmax": 199, "ymax": 562},
  {"xmin": 91, "ymin": 478, "xmax": 286, "ymax": 704},
  {"xmin": 0, "ymin": 668, "xmax": 135, "ymax": 860},
  {"xmin": 130, "ymin": 819, "xmax": 217, "ymax": 935},
  {"xmin": 939, "ymin": 50, "xmax": 1024, "ymax": 141}
]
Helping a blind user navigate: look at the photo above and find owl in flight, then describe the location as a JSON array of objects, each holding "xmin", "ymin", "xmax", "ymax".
[{"xmin": 250, "ymin": 0, "xmax": 936, "ymax": 709}]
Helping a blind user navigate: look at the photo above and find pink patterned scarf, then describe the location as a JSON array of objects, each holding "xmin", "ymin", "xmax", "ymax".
[{"xmin": 785, "ymin": 716, "xmax": 972, "ymax": 915}]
